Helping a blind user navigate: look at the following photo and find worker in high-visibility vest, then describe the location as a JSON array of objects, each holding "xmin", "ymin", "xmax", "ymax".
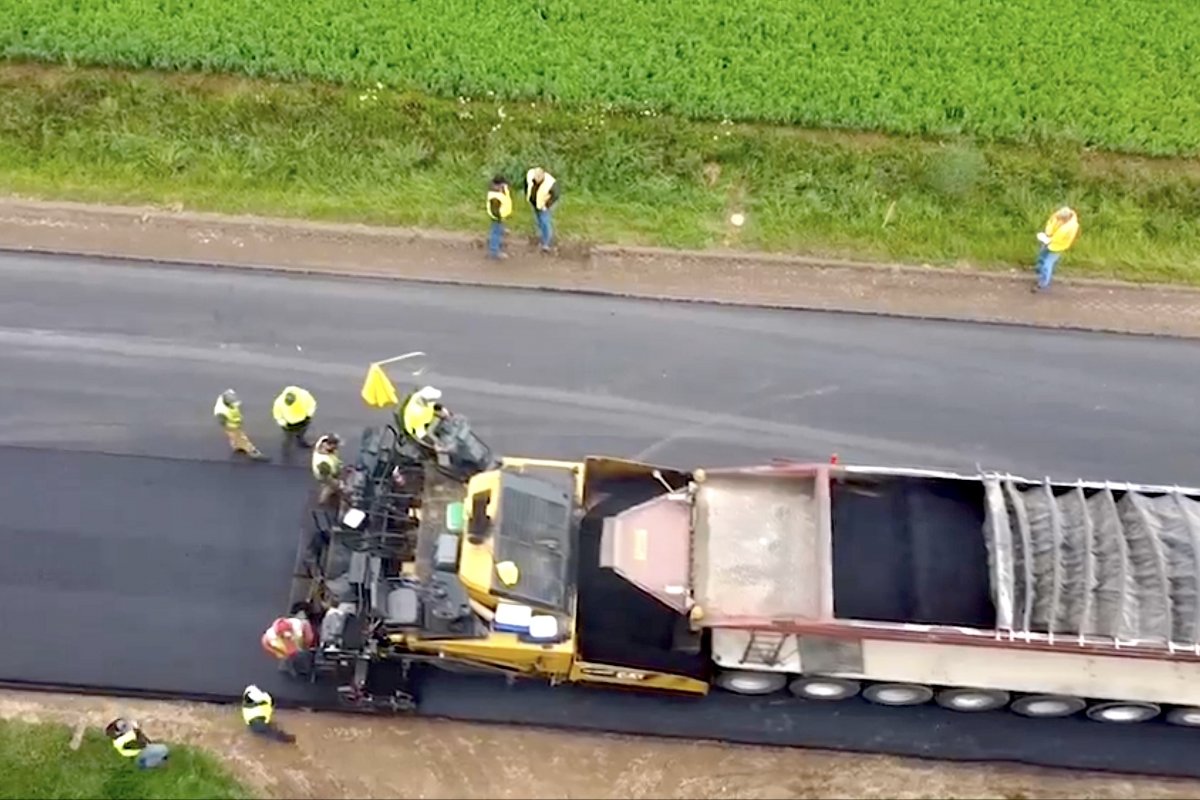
[
  {"xmin": 212, "ymin": 389, "xmax": 268, "ymax": 461},
  {"xmin": 272, "ymin": 385, "xmax": 317, "ymax": 452},
  {"xmin": 105, "ymin": 718, "xmax": 170, "ymax": 769},
  {"xmin": 401, "ymin": 386, "xmax": 446, "ymax": 445},
  {"xmin": 1032, "ymin": 206, "xmax": 1081, "ymax": 292},
  {"xmin": 262, "ymin": 615, "xmax": 315, "ymax": 658},
  {"xmin": 311, "ymin": 433, "xmax": 343, "ymax": 505},
  {"xmin": 524, "ymin": 166, "xmax": 559, "ymax": 252},
  {"xmin": 241, "ymin": 685, "xmax": 296, "ymax": 743},
  {"xmin": 262, "ymin": 613, "xmax": 316, "ymax": 678},
  {"xmin": 486, "ymin": 175, "xmax": 513, "ymax": 260}
]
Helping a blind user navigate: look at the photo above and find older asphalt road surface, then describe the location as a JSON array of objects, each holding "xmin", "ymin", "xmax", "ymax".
[{"xmin": 2, "ymin": 252, "xmax": 1200, "ymax": 776}]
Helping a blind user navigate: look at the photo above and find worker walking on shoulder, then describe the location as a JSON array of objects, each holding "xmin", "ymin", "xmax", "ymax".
[
  {"xmin": 311, "ymin": 433, "xmax": 343, "ymax": 506},
  {"xmin": 213, "ymin": 389, "xmax": 268, "ymax": 461},
  {"xmin": 241, "ymin": 685, "xmax": 296, "ymax": 743},
  {"xmin": 105, "ymin": 718, "xmax": 171, "ymax": 769},
  {"xmin": 524, "ymin": 167, "xmax": 559, "ymax": 252},
  {"xmin": 273, "ymin": 385, "xmax": 317, "ymax": 452},
  {"xmin": 486, "ymin": 175, "xmax": 513, "ymax": 260},
  {"xmin": 1032, "ymin": 206, "xmax": 1081, "ymax": 292}
]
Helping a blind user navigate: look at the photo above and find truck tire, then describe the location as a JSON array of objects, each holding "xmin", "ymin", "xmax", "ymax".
[
  {"xmin": 714, "ymin": 669, "xmax": 788, "ymax": 696},
  {"xmin": 1085, "ymin": 701, "xmax": 1160, "ymax": 724},
  {"xmin": 1165, "ymin": 707, "xmax": 1200, "ymax": 727},
  {"xmin": 788, "ymin": 676, "xmax": 861, "ymax": 701},
  {"xmin": 861, "ymin": 682, "xmax": 933, "ymax": 706},
  {"xmin": 934, "ymin": 688, "xmax": 1009, "ymax": 713},
  {"xmin": 1010, "ymin": 694, "xmax": 1085, "ymax": 719}
]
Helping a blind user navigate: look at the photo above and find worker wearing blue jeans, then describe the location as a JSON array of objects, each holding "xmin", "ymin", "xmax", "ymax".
[
  {"xmin": 106, "ymin": 718, "xmax": 170, "ymax": 769},
  {"xmin": 524, "ymin": 167, "xmax": 559, "ymax": 252},
  {"xmin": 486, "ymin": 176, "xmax": 512, "ymax": 259},
  {"xmin": 1032, "ymin": 206, "xmax": 1081, "ymax": 292}
]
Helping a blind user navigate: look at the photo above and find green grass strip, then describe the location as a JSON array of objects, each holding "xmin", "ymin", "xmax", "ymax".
[
  {"xmin": 0, "ymin": 718, "xmax": 250, "ymax": 799},
  {"xmin": 1, "ymin": 63, "xmax": 1198, "ymax": 285}
]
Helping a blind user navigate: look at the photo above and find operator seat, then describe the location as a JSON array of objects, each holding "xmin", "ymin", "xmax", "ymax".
[
  {"xmin": 383, "ymin": 585, "xmax": 420, "ymax": 627},
  {"xmin": 367, "ymin": 558, "xmax": 421, "ymax": 627}
]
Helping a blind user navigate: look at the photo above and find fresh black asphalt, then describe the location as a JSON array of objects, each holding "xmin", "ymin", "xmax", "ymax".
[{"xmin": 2, "ymin": 252, "xmax": 1200, "ymax": 776}]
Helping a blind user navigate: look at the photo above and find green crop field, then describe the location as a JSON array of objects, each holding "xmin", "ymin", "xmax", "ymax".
[{"xmin": 2, "ymin": 0, "xmax": 1199, "ymax": 156}]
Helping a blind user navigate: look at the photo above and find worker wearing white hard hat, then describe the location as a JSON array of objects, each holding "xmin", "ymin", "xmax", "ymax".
[
  {"xmin": 212, "ymin": 388, "xmax": 268, "ymax": 461},
  {"xmin": 401, "ymin": 385, "xmax": 446, "ymax": 443},
  {"xmin": 241, "ymin": 684, "xmax": 295, "ymax": 743}
]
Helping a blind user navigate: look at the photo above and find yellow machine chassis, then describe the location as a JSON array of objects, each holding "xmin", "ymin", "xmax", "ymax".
[{"xmin": 385, "ymin": 455, "xmax": 709, "ymax": 697}]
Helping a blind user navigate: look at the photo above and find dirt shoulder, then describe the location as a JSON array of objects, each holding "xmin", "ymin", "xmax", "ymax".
[
  {"xmin": 1, "ymin": 196, "xmax": 1198, "ymax": 338},
  {"xmin": 1, "ymin": 688, "xmax": 1197, "ymax": 800}
]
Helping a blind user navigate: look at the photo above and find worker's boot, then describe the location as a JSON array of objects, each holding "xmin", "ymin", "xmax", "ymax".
[
  {"xmin": 291, "ymin": 426, "xmax": 313, "ymax": 450},
  {"xmin": 234, "ymin": 447, "xmax": 270, "ymax": 462}
]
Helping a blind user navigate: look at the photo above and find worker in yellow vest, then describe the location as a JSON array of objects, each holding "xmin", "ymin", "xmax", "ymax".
[
  {"xmin": 401, "ymin": 385, "xmax": 446, "ymax": 446},
  {"xmin": 486, "ymin": 175, "xmax": 513, "ymax": 260},
  {"xmin": 524, "ymin": 166, "xmax": 559, "ymax": 252},
  {"xmin": 272, "ymin": 385, "xmax": 317, "ymax": 453},
  {"xmin": 241, "ymin": 685, "xmax": 296, "ymax": 743},
  {"xmin": 1033, "ymin": 206, "xmax": 1081, "ymax": 292},
  {"xmin": 311, "ymin": 433, "xmax": 343, "ymax": 505},
  {"xmin": 213, "ymin": 389, "xmax": 268, "ymax": 461},
  {"xmin": 105, "ymin": 718, "xmax": 170, "ymax": 769}
]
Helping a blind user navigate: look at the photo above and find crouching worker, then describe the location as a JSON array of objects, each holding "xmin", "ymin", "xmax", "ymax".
[
  {"xmin": 105, "ymin": 718, "xmax": 170, "ymax": 769},
  {"xmin": 241, "ymin": 685, "xmax": 296, "ymax": 744},
  {"xmin": 262, "ymin": 613, "xmax": 316, "ymax": 679},
  {"xmin": 401, "ymin": 386, "xmax": 448, "ymax": 448},
  {"xmin": 311, "ymin": 433, "xmax": 343, "ymax": 506}
]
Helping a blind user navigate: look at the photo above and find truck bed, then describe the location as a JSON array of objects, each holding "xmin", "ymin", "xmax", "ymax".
[
  {"xmin": 692, "ymin": 469, "xmax": 824, "ymax": 623},
  {"xmin": 830, "ymin": 473, "xmax": 995, "ymax": 628},
  {"xmin": 688, "ymin": 466, "xmax": 995, "ymax": 628},
  {"xmin": 602, "ymin": 460, "xmax": 1200, "ymax": 650},
  {"xmin": 745, "ymin": 466, "xmax": 1200, "ymax": 645}
]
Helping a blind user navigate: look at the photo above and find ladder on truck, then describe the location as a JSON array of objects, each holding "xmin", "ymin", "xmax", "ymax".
[{"xmin": 740, "ymin": 630, "xmax": 790, "ymax": 667}]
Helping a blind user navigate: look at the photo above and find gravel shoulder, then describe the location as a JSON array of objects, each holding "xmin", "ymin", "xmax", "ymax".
[
  {"xmin": 3, "ymin": 689, "xmax": 1199, "ymax": 800},
  {"xmin": 1, "ymin": 196, "xmax": 1199, "ymax": 338}
]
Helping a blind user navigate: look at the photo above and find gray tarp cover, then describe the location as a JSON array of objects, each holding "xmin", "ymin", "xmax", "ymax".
[{"xmin": 984, "ymin": 476, "xmax": 1200, "ymax": 644}]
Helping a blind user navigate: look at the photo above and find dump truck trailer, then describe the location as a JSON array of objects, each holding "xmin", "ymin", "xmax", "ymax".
[{"xmin": 290, "ymin": 420, "xmax": 1200, "ymax": 727}]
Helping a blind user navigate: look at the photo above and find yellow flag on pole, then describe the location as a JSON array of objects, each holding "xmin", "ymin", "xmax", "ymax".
[{"xmin": 361, "ymin": 363, "xmax": 399, "ymax": 408}]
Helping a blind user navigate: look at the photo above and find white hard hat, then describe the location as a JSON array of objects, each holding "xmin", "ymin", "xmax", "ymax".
[
  {"xmin": 417, "ymin": 386, "xmax": 442, "ymax": 401},
  {"xmin": 243, "ymin": 684, "xmax": 271, "ymax": 704}
]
